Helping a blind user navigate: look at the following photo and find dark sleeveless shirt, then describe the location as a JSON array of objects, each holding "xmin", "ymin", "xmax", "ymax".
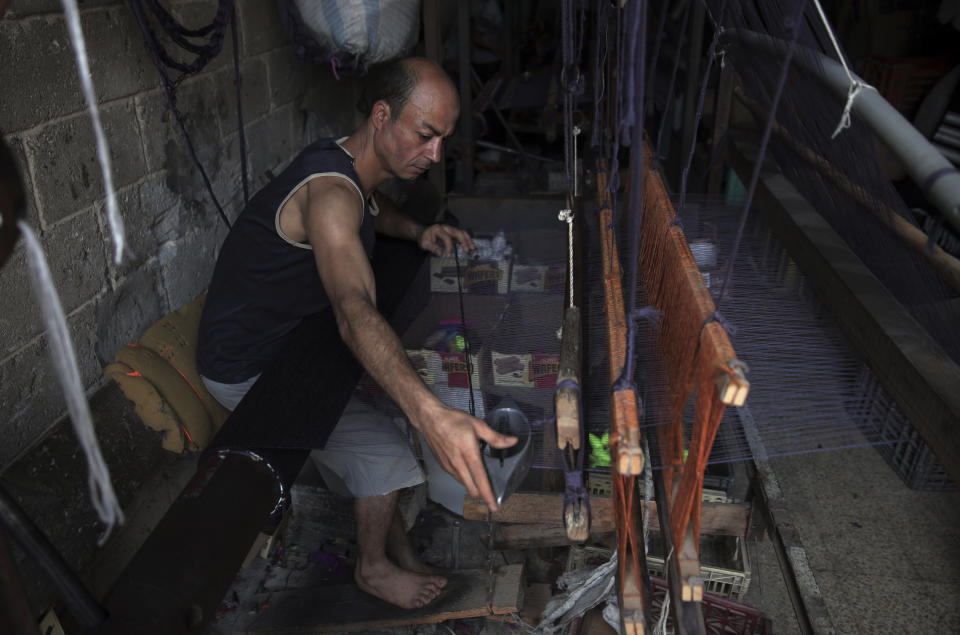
[{"xmin": 197, "ymin": 137, "xmax": 378, "ymax": 383}]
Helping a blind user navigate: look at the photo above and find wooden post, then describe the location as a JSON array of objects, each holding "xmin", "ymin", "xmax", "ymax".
[{"xmin": 555, "ymin": 306, "xmax": 582, "ymax": 450}]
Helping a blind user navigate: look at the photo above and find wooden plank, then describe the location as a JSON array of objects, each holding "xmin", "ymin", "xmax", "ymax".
[
  {"xmin": 243, "ymin": 565, "xmax": 524, "ymax": 633},
  {"xmin": 494, "ymin": 524, "xmax": 614, "ymax": 549},
  {"xmin": 556, "ymin": 306, "xmax": 582, "ymax": 450},
  {"xmin": 595, "ymin": 169, "xmax": 644, "ymax": 475},
  {"xmin": 729, "ymin": 139, "xmax": 960, "ymax": 487},
  {"xmin": 464, "ymin": 493, "xmax": 751, "ymax": 537}
]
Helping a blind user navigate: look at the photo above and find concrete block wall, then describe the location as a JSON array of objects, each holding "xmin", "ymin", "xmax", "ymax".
[{"xmin": 0, "ymin": 1, "xmax": 363, "ymax": 468}]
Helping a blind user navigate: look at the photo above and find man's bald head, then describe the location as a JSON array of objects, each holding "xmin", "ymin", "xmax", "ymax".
[{"xmin": 358, "ymin": 58, "xmax": 457, "ymax": 121}]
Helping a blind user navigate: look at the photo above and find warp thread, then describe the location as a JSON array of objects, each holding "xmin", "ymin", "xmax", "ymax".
[{"xmin": 677, "ymin": 0, "xmax": 728, "ymax": 215}]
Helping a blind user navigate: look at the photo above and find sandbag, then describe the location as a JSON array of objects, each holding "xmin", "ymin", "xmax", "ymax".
[
  {"xmin": 105, "ymin": 295, "xmax": 230, "ymax": 453},
  {"xmin": 280, "ymin": 0, "xmax": 421, "ymax": 76},
  {"xmin": 105, "ymin": 360, "xmax": 186, "ymax": 453}
]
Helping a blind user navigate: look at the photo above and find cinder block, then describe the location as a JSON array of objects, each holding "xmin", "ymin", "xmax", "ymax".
[
  {"xmin": 245, "ymin": 104, "xmax": 296, "ymax": 186},
  {"xmin": 158, "ymin": 227, "xmax": 220, "ymax": 310},
  {"xmin": 27, "ymin": 100, "xmax": 146, "ymax": 226},
  {"xmin": 265, "ymin": 46, "xmax": 317, "ymax": 109},
  {"xmin": 135, "ymin": 77, "xmax": 223, "ymax": 176},
  {"xmin": 0, "ymin": 299, "xmax": 101, "ymax": 468},
  {"xmin": 95, "ymin": 263, "xmax": 165, "ymax": 367},
  {"xmin": 298, "ymin": 77, "xmax": 364, "ymax": 141},
  {"xmin": 83, "ymin": 7, "xmax": 158, "ymax": 101},
  {"xmin": 0, "ymin": 339, "xmax": 61, "ymax": 467},
  {"xmin": 102, "ymin": 181, "xmax": 152, "ymax": 278},
  {"xmin": 0, "ymin": 16, "xmax": 84, "ymax": 132},
  {"xmin": 209, "ymin": 59, "xmax": 270, "ymax": 137},
  {"xmin": 66, "ymin": 297, "xmax": 106, "ymax": 390},
  {"xmin": 0, "ymin": 242, "xmax": 42, "ymax": 358},
  {"xmin": 238, "ymin": 0, "xmax": 287, "ymax": 57},
  {"xmin": 40, "ymin": 209, "xmax": 110, "ymax": 316},
  {"xmin": 5, "ymin": 0, "xmax": 121, "ymax": 18},
  {"xmin": 0, "ymin": 6, "xmax": 152, "ymax": 133},
  {"xmin": 206, "ymin": 132, "xmax": 247, "ymax": 222}
]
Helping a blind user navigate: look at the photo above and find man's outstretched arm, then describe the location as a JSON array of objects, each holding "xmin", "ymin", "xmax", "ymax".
[
  {"xmin": 303, "ymin": 179, "xmax": 514, "ymax": 510},
  {"xmin": 372, "ymin": 191, "xmax": 475, "ymax": 256}
]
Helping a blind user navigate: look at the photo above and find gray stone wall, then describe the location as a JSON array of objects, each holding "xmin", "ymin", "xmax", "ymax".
[{"xmin": 0, "ymin": 1, "xmax": 362, "ymax": 468}]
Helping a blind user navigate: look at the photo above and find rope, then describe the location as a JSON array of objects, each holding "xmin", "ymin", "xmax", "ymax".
[
  {"xmin": 20, "ymin": 221, "xmax": 124, "ymax": 541},
  {"xmin": 62, "ymin": 0, "xmax": 125, "ymax": 265},
  {"xmin": 812, "ymin": 0, "xmax": 873, "ymax": 139},
  {"xmin": 128, "ymin": 0, "xmax": 239, "ymax": 229},
  {"xmin": 559, "ymin": 207, "xmax": 575, "ymax": 309}
]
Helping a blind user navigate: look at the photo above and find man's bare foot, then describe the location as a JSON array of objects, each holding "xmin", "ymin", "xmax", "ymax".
[
  {"xmin": 355, "ymin": 555, "xmax": 448, "ymax": 609},
  {"xmin": 388, "ymin": 536, "xmax": 444, "ymax": 575}
]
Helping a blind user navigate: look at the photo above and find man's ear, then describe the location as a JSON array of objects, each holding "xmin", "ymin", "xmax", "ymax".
[{"xmin": 372, "ymin": 101, "xmax": 391, "ymax": 130}]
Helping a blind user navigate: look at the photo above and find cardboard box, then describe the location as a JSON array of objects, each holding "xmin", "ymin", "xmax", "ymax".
[
  {"xmin": 430, "ymin": 255, "xmax": 511, "ymax": 294},
  {"xmin": 511, "ymin": 263, "xmax": 567, "ymax": 293},
  {"xmin": 408, "ymin": 347, "xmax": 485, "ymax": 419}
]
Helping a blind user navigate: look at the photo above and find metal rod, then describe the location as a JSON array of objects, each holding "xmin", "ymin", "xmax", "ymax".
[
  {"xmin": 0, "ymin": 484, "xmax": 106, "ymax": 628},
  {"xmin": 720, "ymin": 28, "xmax": 960, "ymax": 236}
]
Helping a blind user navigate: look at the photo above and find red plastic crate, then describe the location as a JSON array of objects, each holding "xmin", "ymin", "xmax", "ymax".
[
  {"xmin": 861, "ymin": 56, "xmax": 951, "ymax": 120},
  {"xmin": 648, "ymin": 576, "xmax": 773, "ymax": 635}
]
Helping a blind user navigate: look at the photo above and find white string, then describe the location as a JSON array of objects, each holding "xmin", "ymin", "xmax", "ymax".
[
  {"xmin": 652, "ymin": 546, "xmax": 675, "ymax": 635},
  {"xmin": 19, "ymin": 220, "xmax": 124, "ymax": 542},
  {"xmin": 812, "ymin": 0, "xmax": 874, "ymax": 139},
  {"xmin": 559, "ymin": 208, "xmax": 575, "ymax": 309},
  {"xmin": 61, "ymin": 0, "xmax": 126, "ymax": 264}
]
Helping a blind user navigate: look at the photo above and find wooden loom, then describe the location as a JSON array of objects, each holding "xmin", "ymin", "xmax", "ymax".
[{"xmin": 598, "ymin": 144, "xmax": 749, "ymax": 632}]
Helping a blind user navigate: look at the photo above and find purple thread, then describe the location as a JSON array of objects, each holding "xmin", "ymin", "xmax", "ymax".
[
  {"xmin": 715, "ymin": 0, "xmax": 810, "ymax": 314},
  {"xmin": 678, "ymin": 0, "xmax": 729, "ymax": 215}
]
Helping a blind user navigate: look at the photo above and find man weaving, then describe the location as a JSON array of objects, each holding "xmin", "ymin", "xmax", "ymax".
[{"xmin": 196, "ymin": 58, "xmax": 515, "ymax": 609}]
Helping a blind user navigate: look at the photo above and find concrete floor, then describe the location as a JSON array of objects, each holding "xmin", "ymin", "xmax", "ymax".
[{"xmin": 756, "ymin": 446, "xmax": 960, "ymax": 634}]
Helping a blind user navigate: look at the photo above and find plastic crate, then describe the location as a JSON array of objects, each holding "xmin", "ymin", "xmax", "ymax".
[
  {"xmin": 649, "ymin": 576, "xmax": 773, "ymax": 635},
  {"xmin": 646, "ymin": 536, "xmax": 751, "ymax": 601},
  {"xmin": 588, "ymin": 470, "xmax": 734, "ymax": 502},
  {"xmin": 569, "ymin": 536, "xmax": 751, "ymax": 602},
  {"xmin": 565, "ymin": 547, "xmax": 769, "ymax": 633},
  {"xmin": 853, "ymin": 365, "xmax": 956, "ymax": 492}
]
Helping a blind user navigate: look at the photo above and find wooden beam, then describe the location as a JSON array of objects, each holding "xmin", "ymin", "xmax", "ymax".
[
  {"xmin": 464, "ymin": 493, "xmax": 752, "ymax": 537},
  {"xmin": 495, "ymin": 524, "xmax": 614, "ymax": 549},
  {"xmin": 556, "ymin": 306, "xmax": 582, "ymax": 450}
]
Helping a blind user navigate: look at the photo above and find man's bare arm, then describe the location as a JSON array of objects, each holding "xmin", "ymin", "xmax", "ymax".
[
  {"xmin": 304, "ymin": 179, "xmax": 513, "ymax": 509},
  {"xmin": 373, "ymin": 191, "xmax": 475, "ymax": 256}
]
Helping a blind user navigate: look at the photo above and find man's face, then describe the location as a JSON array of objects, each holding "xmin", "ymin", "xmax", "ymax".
[{"xmin": 378, "ymin": 79, "xmax": 459, "ymax": 180}]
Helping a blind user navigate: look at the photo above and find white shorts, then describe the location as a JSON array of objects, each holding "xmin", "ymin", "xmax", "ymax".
[
  {"xmin": 310, "ymin": 396, "xmax": 425, "ymax": 498},
  {"xmin": 201, "ymin": 374, "xmax": 423, "ymax": 499}
]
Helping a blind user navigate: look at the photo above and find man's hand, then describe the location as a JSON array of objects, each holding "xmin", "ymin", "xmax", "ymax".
[
  {"xmin": 418, "ymin": 223, "xmax": 475, "ymax": 257},
  {"xmin": 417, "ymin": 405, "xmax": 516, "ymax": 511}
]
